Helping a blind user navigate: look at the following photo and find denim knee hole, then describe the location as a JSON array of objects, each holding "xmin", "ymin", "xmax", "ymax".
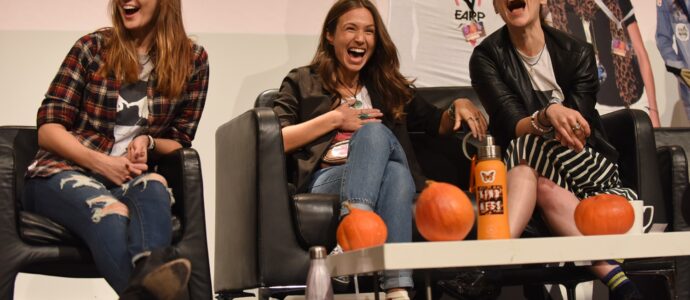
[
  {"xmin": 59, "ymin": 173, "xmax": 105, "ymax": 190},
  {"xmin": 85, "ymin": 195, "xmax": 129, "ymax": 223},
  {"xmin": 127, "ymin": 174, "xmax": 174, "ymax": 205}
]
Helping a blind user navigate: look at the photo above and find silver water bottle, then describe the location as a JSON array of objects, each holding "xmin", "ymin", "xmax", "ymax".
[{"xmin": 305, "ymin": 246, "xmax": 334, "ymax": 300}]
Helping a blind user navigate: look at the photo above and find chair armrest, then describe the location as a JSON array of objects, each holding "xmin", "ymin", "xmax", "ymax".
[
  {"xmin": 685, "ymin": 187, "xmax": 690, "ymax": 228},
  {"xmin": 0, "ymin": 146, "xmax": 19, "ymax": 242},
  {"xmin": 600, "ymin": 109, "xmax": 666, "ymax": 224},
  {"xmin": 156, "ymin": 147, "xmax": 212, "ymax": 300},
  {"xmin": 655, "ymin": 127, "xmax": 690, "ymax": 229},
  {"xmin": 216, "ymin": 107, "xmax": 310, "ymax": 291},
  {"xmin": 215, "ymin": 108, "xmax": 265, "ymax": 291},
  {"xmin": 656, "ymin": 146, "xmax": 690, "ymax": 231},
  {"xmin": 293, "ymin": 193, "xmax": 339, "ymax": 248}
]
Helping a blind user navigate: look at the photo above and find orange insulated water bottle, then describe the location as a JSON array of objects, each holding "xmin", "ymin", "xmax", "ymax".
[{"xmin": 474, "ymin": 135, "xmax": 511, "ymax": 239}]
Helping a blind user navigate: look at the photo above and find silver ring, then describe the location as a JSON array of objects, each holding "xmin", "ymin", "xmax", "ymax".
[
  {"xmin": 359, "ymin": 113, "xmax": 369, "ymax": 119},
  {"xmin": 572, "ymin": 122, "xmax": 582, "ymax": 131}
]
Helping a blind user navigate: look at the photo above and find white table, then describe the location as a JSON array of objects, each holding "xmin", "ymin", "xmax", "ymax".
[{"xmin": 326, "ymin": 232, "xmax": 690, "ymax": 299}]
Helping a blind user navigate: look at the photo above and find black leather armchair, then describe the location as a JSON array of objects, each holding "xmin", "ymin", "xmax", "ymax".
[
  {"xmin": 654, "ymin": 127, "xmax": 690, "ymax": 300},
  {"xmin": 213, "ymin": 87, "xmax": 689, "ymax": 300},
  {"xmin": 0, "ymin": 126, "xmax": 212, "ymax": 299},
  {"xmin": 214, "ymin": 87, "xmax": 481, "ymax": 300}
]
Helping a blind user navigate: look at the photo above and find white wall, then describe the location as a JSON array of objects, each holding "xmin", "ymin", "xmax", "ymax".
[{"xmin": 0, "ymin": 0, "xmax": 675, "ymax": 299}]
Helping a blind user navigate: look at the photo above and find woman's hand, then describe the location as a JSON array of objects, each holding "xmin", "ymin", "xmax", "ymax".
[
  {"xmin": 126, "ymin": 135, "xmax": 149, "ymax": 164},
  {"xmin": 450, "ymin": 98, "xmax": 488, "ymax": 139},
  {"xmin": 334, "ymin": 103, "xmax": 383, "ymax": 132},
  {"xmin": 91, "ymin": 153, "xmax": 148, "ymax": 185},
  {"xmin": 544, "ymin": 104, "xmax": 591, "ymax": 152}
]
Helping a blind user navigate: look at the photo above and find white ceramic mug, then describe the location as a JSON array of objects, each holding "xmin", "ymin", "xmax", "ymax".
[{"xmin": 626, "ymin": 200, "xmax": 654, "ymax": 234}]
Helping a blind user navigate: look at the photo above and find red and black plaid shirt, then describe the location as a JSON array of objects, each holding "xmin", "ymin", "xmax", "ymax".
[{"xmin": 27, "ymin": 29, "xmax": 209, "ymax": 178}]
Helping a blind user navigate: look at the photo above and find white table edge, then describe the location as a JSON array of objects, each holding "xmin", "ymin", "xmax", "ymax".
[{"xmin": 327, "ymin": 231, "xmax": 690, "ymax": 276}]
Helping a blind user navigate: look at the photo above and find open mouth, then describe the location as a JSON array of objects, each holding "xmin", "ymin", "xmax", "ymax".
[
  {"xmin": 123, "ymin": 4, "xmax": 140, "ymax": 16},
  {"xmin": 348, "ymin": 48, "xmax": 366, "ymax": 58},
  {"xmin": 507, "ymin": 0, "xmax": 526, "ymax": 12}
]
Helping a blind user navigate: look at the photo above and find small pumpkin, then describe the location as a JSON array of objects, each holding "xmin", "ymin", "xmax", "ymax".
[
  {"xmin": 574, "ymin": 194, "xmax": 634, "ymax": 235},
  {"xmin": 415, "ymin": 181, "xmax": 475, "ymax": 241},
  {"xmin": 336, "ymin": 203, "xmax": 388, "ymax": 251}
]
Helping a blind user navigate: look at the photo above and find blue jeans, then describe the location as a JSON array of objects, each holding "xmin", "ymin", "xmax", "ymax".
[
  {"xmin": 310, "ymin": 123, "xmax": 415, "ymax": 290},
  {"xmin": 22, "ymin": 170, "xmax": 173, "ymax": 294}
]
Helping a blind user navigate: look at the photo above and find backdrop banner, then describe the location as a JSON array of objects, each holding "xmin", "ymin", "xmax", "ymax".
[{"xmin": 388, "ymin": 0, "xmax": 672, "ymax": 125}]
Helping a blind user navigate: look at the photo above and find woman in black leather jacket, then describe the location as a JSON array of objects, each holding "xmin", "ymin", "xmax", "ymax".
[{"xmin": 470, "ymin": 0, "xmax": 640, "ymax": 299}]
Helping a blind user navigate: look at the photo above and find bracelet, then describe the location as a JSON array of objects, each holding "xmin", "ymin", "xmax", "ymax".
[
  {"xmin": 447, "ymin": 102, "xmax": 456, "ymax": 123},
  {"xmin": 537, "ymin": 108, "xmax": 551, "ymax": 128},
  {"xmin": 531, "ymin": 110, "xmax": 553, "ymax": 134},
  {"xmin": 539, "ymin": 99, "xmax": 561, "ymax": 127},
  {"xmin": 147, "ymin": 135, "xmax": 156, "ymax": 151}
]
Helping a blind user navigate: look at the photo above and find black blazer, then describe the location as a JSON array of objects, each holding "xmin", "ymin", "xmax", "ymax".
[
  {"xmin": 272, "ymin": 66, "xmax": 443, "ymax": 192},
  {"xmin": 469, "ymin": 25, "xmax": 617, "ymax": 161}
]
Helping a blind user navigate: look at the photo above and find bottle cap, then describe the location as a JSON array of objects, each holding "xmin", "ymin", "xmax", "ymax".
[
  {"xmin": 478, "ymin": 135, "xmax": 501, "ymax": 160},
  {"xmin": 310, "ymin": 246, "xmax": 328, "ymax": 259}
]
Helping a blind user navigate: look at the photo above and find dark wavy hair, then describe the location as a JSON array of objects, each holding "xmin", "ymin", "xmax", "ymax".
[{"xmin": 311, "ymin": 0, "xmax": 413, "ymax": 121}]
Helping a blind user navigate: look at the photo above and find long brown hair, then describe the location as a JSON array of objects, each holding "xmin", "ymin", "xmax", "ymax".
[
  {"xmin": 312, "ymin": 0, "xmax": 413, "ymax": 121},
  {"xmin": 100, "ymin": 0, "xmax": 193, "ymax": 99}
]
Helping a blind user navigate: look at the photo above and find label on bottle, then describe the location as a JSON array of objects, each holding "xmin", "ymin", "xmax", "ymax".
[{"xmin": 477, "ymin": 185, "xmax": 505, "ymax": 215}]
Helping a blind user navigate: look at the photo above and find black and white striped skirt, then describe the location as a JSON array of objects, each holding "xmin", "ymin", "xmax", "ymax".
[{"xmin": 505, "ymin": 134, "xmax": 637, "ymax": 201}]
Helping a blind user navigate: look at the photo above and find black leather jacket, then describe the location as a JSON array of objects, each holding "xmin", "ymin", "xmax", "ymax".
[
  {"xmin": 470, "ymin": 25, "xmax": 617, "ymax": 161},
  {"xmin": 272, "ymin": 66, "xmax": 443, "ymax": 192}
]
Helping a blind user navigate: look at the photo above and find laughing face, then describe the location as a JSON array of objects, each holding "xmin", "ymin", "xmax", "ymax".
[
  {"xmin": 119, "ymin": 0, "xmax": 159, "ymax": 35},
  {"xmin": 493, "ymin": 0, "xmax": 546, "ymax": 28},
  {"xmin": 327, "ymin": 7, "xmax": 376, "ymax": 78}
]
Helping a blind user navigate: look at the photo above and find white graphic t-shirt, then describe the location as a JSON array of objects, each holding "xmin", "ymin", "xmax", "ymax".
[{"xmin": 110, "ymin": 55, "xmax": 153, "ymax": 156}]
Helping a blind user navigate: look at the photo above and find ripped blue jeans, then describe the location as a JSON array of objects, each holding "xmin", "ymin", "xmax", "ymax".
[
  {"xmin": 309, "ymin": 123, "xmax": 415, "ymax": 290},
  {"xmin": 22, "ymin": 170, "xmax": 173, "ymax": 294}
]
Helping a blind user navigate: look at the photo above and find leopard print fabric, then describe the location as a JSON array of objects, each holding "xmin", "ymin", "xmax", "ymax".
[
  {"xmin": 548, "ymin": 0, "xmax": 569, "ymax": 30},
  {"xmin": 603, "ymin": 0, "xmax": 637, "ymax": 107},
  {"xmin": 550, "ymin": 0, "xmax": 638, "ymax": 107},
  {"xmin": 570, "ymin": 0, "xmax": 599, "ymax": 22}
]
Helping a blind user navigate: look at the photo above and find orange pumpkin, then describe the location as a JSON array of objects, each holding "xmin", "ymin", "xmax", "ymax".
[
  {"xmin": 415, "ymin": 181, "xmax": 475, "ymax": 241},
  {"xmin": 574, "ymin": 194, "xmax": 634, "ymax": 235},
  {"xmin": 336, "ymin": 203, "xmax": 388, "ymax": 251}
]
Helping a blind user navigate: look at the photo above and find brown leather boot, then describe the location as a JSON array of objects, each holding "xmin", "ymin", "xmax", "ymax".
[{"xmin": 120, "ymin": 249, "xmax": 192, "ymax": 300}]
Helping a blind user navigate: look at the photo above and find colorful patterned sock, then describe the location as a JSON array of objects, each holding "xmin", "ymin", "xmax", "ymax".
[
  {"xmin": 604, "ymin": 266, "xmax": 629, "ymax": 290},
  {"xmin": 604, "ymin": 266, "xmax": 643, "ymax": 300}
]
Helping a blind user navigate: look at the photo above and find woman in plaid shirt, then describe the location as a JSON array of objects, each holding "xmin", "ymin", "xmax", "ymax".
[{"xmin": 21, "ymin": 0, "xmax": 208, "ymax": 298}]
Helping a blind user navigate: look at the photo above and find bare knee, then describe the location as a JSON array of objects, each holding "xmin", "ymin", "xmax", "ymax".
[
  {"xmin": 507, "ymin": 164, "xmax": 538, "ymax": 206},
  {"xmin": 508, "ymin": 164, "xmax": 538, "ymax": 178},
  {"xmin": 536, "ymin": 178, "xmax": 576, "ymax": 213},
  {"xmin": 86, "ymin": 196, "xmax": 129, "ymax": 223},
  {"xmin": 536, "ymin": 177, "xmax": 558, "ymax": 196}
]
